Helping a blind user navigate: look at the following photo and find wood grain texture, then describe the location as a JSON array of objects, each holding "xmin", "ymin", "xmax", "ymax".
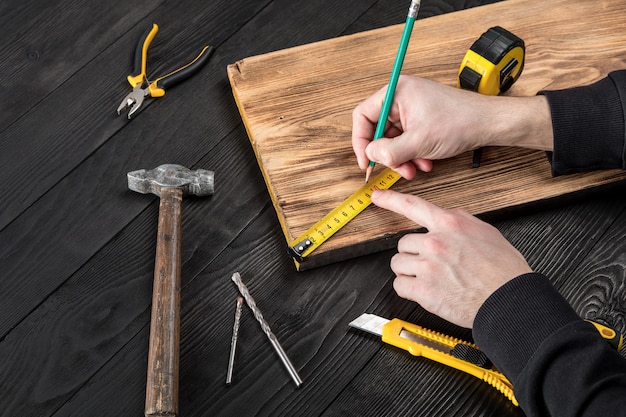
[
  {"xmin": 0, "ymin": 0, "xmax": 165, "ymax": 129},
  {"xmin": 0, "ymin": 126, "xmax": 269, "ymax": 416},
  {"xmin": 0, "ymin": 0, "xmax": 268, "ymax": 231},
  {"xmin": 551, "ymin": 198, "xmax": 626, "ymax": 335},
  {"xmin": 0, "ymin": 0, "xmax": 271, "ymax": 338},
  {"xmin": 2, "ymin": 0, "xmax": 625, "ymax": 417},
  {"xmin": 145, "ymin": 188, "xmax": 183, "ymax": 417},
  {"xmin": 229, "ymin": 0, "xmax": 626, "ymax": 268},
  {"xmin": 44, "ymin": 188, "xmax": 626, "ymax": 417}
]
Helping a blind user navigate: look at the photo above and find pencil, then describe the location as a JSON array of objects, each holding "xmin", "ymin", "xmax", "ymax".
[{"xmin": 365, "ymin": 0, "xmax": 421, "ymax": 183}]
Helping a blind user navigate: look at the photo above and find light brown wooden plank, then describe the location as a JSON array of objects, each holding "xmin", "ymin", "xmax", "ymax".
[{"xmin": 228, "ymin": 0, "xmax": 626, "ymax": 269}]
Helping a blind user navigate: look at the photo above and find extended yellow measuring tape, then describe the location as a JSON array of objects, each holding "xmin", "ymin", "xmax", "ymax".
[
  {"xmin": 289, "ymin": 26, "xmax": 525, "ymax": 264},
  {"xmin": 288, "ymin": 167, "xmax": 402, "ymax": 262}
]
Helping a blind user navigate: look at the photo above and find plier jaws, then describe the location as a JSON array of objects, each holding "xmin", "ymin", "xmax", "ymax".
[
  {"xmin": 117, "ymin": 23, "xmax": 214, "ymax": 119},
  {"xmin": 117, "ymin": 84, "xmax": 149, "ymax": 119}
]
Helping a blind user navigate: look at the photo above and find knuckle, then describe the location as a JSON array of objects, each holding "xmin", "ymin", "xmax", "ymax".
[
  {"xmin": 390, "ymin": 253, "xmax": 402, "ymax": 270},
  {"xmin": 393, "ymin": 276, "xmax": 420, "ymax": 301},
  {"xmin": 422, "ymin": 234, "xmax": 447, "ymax": 254},
  {"xmin": 397, "ymin": 233, "xmax": 415, "ymax": 250},
  {"xmin": 402, "ymin": 193, "xmax": 422, "ymax": 211},
  {"xmin": 440, "ymin": 209, "xmax": 468, "ymax": 231}
]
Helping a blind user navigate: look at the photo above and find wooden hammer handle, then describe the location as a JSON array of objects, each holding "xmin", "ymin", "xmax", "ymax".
[{"xmin": 145, "ymin": 187, "xmax": 183, "ymax": 417}]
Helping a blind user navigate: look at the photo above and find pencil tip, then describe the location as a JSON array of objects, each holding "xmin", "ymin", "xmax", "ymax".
[{"xmin": 365, "ymin": 166, "xmax": 372, "ymax": 183}]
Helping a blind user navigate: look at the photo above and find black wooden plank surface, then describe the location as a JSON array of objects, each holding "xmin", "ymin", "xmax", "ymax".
[
  {"xmin": 0, "ymin": 0, "xmax": 165, "ymax": 129},
  {"xmin": 1, "ymin": 0, "xmax": 624, "ymax": 416}
]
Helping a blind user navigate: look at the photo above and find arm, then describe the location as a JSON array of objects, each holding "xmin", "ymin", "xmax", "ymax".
[
  {"xmin": 474, "ymin": 273, "xmax": 626, "ymax": 416},
  {"xmin": 357, "ymin": 71, "xmax": 626, "ymax": 416},
  {"xmin": 474, "ymin": 73, "xmax": 626, "ymax": 405},
  {"xmin": 542, "ymin": 70, "xmax": 626, "ymax": 175},
  {"xmin": 351, "ymin": 75, "xmax": 553, "ymax": 179},
  {"xmin": 371, "ymin": 190, "xmax": 626, "ymax": 417},
  {"xmin": 352, "ymin": 71, "xmax": 626, "ymax": 178}
]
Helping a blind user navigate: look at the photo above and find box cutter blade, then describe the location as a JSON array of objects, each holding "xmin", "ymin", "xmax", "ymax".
[{"xmin": 349, "ymin": 313, "xmax": 518, "ymax": 406}]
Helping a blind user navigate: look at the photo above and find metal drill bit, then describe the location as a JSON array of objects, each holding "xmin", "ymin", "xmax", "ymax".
[
  {"xmin": 230, "ymin": 272, "xmax": 303, "ymax": 387},
  {"xmin": 226, "ymin": 296, "xmax": 244, "ymax": 385}
]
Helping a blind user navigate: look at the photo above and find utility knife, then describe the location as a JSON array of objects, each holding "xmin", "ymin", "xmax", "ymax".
[
  {"xmin": 350, "ymin": 313, "xmax": 516, "ymax": 406},
  {"xmin": 350, "ymin": 313, "xmax": 623, "ymax": 407}
]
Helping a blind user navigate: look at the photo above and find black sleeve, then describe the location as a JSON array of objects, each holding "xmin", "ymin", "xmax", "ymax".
[
  {"xmin": 472, "ymin": 273, "xmax": 626, "ymax": 417},
  {"xmin": 541, "ymin": 70, "xmax": 626, "ymax": 175}
]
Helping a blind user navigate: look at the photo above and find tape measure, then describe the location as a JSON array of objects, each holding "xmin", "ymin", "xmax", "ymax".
[
  {"xmin": 458, "ymin": 26, "xmax": 525, "ymax": 167},
  {"xmin": 288, "ymin": 168, "xmax": 402, "ymax": 262},
  {"xmin": 289, "ymin": 27, "xmax": 525, "ymax": 264},
  {"xmin": 458, "ymin": 26, "xmax": 525, "ymax": 95}
]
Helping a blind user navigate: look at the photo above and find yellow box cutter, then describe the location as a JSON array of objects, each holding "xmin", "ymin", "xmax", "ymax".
[
  {"xmin": 350, "ymin": 313, "xmax": 623, "ymax": 406},
  {"xmin": 350, "ymin": 313, "xmax": 519, "ymax": 405},
  {"xmin": 457, "ymin": 26, "xmax": 525, "ymax": 167}
]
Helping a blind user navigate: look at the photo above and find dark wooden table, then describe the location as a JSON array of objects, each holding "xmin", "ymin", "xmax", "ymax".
[{"xmin": 1, "ymin": 1, "xmax": 624, "ymax": 416}]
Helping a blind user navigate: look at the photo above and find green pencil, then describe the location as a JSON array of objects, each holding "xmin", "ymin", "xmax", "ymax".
[{"xmin": 365, "ymin": 0, "xmax": 421, "ymax": 183}]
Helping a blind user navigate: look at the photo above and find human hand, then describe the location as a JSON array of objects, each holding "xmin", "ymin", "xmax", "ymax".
[
  {"xmin": 352, "ymin": 76, "xmax": 553, "ymax": 179},
  {"xmin": 372, "ymin": 189, "xmax": 532, "ymax": 328}
]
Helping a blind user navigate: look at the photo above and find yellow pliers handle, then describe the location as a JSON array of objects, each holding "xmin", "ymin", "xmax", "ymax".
[
  {"xmin": 127, "ymin": 23, "xmax": 159, "ymax": 88},
  {"xmin": 382, "ymin": 318, "xmax": 518, "ymax": 406},
  {"xmin": 126, "ymin": 23, "xmax": 214, "ymax": 97}
]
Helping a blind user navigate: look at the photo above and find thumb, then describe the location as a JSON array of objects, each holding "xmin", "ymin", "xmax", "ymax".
[{"xmin": 366, "ymin": 134, "xmax": 420, "ymax": 168}]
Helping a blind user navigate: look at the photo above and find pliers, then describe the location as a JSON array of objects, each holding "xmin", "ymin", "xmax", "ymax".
[{"xmin": 117, "ymin": 23, "xmax": 214, "ymax": 119}]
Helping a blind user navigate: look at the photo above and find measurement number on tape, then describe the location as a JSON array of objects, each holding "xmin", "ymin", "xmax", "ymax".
[{"xmin": 288, "ymin": 167, "xmax": 402, "ymax": 262}]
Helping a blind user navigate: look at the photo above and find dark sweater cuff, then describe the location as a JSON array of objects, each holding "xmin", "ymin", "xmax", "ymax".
[
  {"xmin": 540, "ymin": 71, "xmax": 626, "ymax": 176},
  {"xmin": 472, "ymin": 272, "xmax": 581, "ymax": 383}
]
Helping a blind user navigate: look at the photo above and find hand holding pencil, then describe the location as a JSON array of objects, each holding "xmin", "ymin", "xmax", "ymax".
[
  {"xmin": 352, "ymin": 76, "xmax": 553, "ymax": 180},
  {"xmin": 363, "ymin": 0, "xmax": 421, "ymax": 183}
]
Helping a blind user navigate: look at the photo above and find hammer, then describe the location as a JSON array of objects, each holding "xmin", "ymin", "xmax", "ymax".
[{"xmin": 128, "ymin": 164, "xmax": 214, "ymax": 417}]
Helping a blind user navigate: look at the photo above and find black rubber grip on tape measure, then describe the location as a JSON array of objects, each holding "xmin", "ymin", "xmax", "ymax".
[
  {"xmin": 459, "ymin": 66, "xmax": 482, "ymax": 92},
  {"xmin": 470, "ymin": 26, "xmax": 525, "ymax": 94},
  {"xmin": 469, "ymin": 26, "xmax": 522, "ymax": 66}
]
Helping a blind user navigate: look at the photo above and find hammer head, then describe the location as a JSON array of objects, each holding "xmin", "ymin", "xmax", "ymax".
[{"xmin": 127, "ymin": 164, "xmax": 214, "ymax": 197}]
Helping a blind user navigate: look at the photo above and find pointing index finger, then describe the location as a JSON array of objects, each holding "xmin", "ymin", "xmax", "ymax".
[{"xmin": 371, "ymin": 189, "xmax": 441, "ymax": 230}]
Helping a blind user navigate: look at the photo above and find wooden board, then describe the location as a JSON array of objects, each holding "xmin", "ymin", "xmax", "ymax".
[{"xmin": 228, "ymin": 0, "xmax": 626, "ymax": 270}]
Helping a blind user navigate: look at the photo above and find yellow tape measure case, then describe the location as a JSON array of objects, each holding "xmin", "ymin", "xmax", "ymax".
[{"xmin": 458, "ymin": 26, "xmax": 525, "ymax": 96}]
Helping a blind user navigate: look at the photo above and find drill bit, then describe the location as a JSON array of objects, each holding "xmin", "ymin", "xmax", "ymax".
[
  {"xmin": 226, "ymin": 296, "xmax": 244, "ymax": 385},
  {"xmin": 230, "ymin": 272, "xmax": 303, "ymax": 388}
]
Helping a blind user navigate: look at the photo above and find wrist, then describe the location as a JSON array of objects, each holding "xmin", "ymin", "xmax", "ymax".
[{"xmin": 484, "ymin": 95, "xmax": 554, "ymax": 151}]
